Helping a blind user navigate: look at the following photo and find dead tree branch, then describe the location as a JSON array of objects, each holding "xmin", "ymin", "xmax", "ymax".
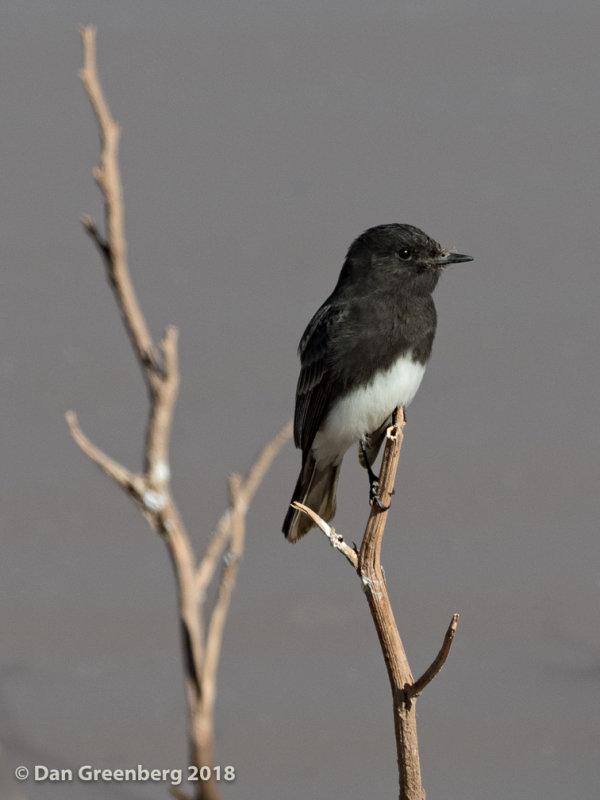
[
  {"xmin": 294, "ymin": 407, "xmax": 459, "ymax": 800},
  {"xmin": 70, "ymin": 26, "xmax": 291, "ymax": 800},
  {"xmin": 291, "ymin": 501, "xmax": 359, "ymax": 568},
  {"xmin": 409, "ymin": 613, "xmax": 460, "ymax": 698}
]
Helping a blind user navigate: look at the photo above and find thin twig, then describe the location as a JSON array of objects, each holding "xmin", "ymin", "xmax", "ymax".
[
  {"xmin": 201, "ymin": 420, "xmax": 293, "ymax": 721},
  {"xmin": 65, "ymin": 410, "xmax": 142, "ymax": 495},
  {"xmin": 241, "ymin": 420, "xmax": 294, "ymax": 504},
  {"xmin": 78, "ymin": 24, "xmax": 159, "ymax": 376},
  {"xmin": 195, "ymin": 420, "xmax": 293, "ymax": 597},
  {"xmin": 291, "ymin": 501, "xmax": 358, "ymax": 568},
  {"xmin": 194, "ymin": 510, "xmax": 234, "ymax": 599},
  {"xmin": 71, "ymin": 26, "xmax": 292, "ymax": 800},
  {"xmin": 409, "ymin": 613, "xmax": 460, "ymax": 697}
]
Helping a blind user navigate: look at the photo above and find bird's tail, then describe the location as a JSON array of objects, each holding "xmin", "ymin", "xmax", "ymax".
[{"xmin": 282, "ymin": 455, "xmax": 341, "ymax": 543}]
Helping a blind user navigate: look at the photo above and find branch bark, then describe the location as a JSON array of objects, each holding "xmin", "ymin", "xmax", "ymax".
[
  {"xmin": 71, "ymin": 26, "xmax": 291, "ymax": 800},
  {"xmin": 357, "ymin": 411, "xmax": 423, "ymax": 799},
  {"xmin": 294, "ymin": 407, "xmax": 459, "ymax": 800}
]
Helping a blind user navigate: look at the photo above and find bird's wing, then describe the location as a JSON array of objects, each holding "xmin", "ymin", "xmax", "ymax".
[{"xmin": 294, "ymin": 302, "xmax": 346, "ymax": 453}]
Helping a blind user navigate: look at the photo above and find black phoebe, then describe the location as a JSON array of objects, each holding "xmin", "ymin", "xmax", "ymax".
[{"xmin": 282, "ymin": 223, "xmax": 472, "ymax": 542}]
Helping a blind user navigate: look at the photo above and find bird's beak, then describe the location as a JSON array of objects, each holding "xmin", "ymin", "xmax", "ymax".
[{"xmin": 435, "ymin": 250, "xmax": 473, "ymax": 266}]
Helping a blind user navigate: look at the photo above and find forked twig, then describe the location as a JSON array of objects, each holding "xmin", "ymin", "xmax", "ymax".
[
  {"xmin": 70, "ymin": 26, "xmax": 291, "ymax": 800},
  {"xmin": 293, "ymin": 408, "xmax": 459, "ymax": 800}
]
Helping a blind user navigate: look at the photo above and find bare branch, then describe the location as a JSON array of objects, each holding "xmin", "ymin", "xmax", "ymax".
[
  {"xmin": 241, "ymin": 419, "xmax": 293, "ymax": 504},
  {"xmin": 358, "ymin": 411, "xmax": 405, "ymax": 576},
  {"xmin": 292, "ymin": 501, "xmax": 358, "ymax": 568},
  {"xmin": 195, "ymin": 509, "xmax": 234, "ymax": 599},
  {"xmin": 308, "ymin": 405, "xmax": 459, "ymax": 800},
  {"xmin": 81, "ymin": 213, "xmax": 110, "ymax": 257},
  {"xmin": 78, "ymin": 25, "xmax": 159, "ymax": 376},
  {"xmin": 195, "ymin": 420, "xmax": 293, "ymax": 596},
  {"xmin": 201, "ymin": 474, "xmax": 245, "ymax": 720},
  {"xmin": 65, "ymin": 410, "xmax": 142, "ymax": 496},
  {"xmin": 144, "ymin": 325, "xmax": 180, "ymax": 476},
  {"xmin": 200, "ymin": 421, "xmax": 293, "ymax": 715},
  {"xmin": 73, "ymin": 27, "xmax": 291, "ymax": 800},
  {"xmin": 354, "ymin": 410, "xmax": 428, "ymax": 800},
  {"xmin": 409, "ymin": 613, "xmax": 460, "ymax": 697}
]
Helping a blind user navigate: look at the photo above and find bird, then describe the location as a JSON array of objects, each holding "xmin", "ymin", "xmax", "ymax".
[{"xmin": 282, "ymin": 223, "xmax": 472, "ymax": 543}]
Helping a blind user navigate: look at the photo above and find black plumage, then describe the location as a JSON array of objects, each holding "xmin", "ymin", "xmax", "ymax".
[{"xmin": 283, "ymin": 224, "xmax": 472, "ymax": 542}]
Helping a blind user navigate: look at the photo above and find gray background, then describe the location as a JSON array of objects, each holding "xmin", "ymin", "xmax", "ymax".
[{"xmin": 1, "ymin": 1, "xmax": 599, "ymax": 798}]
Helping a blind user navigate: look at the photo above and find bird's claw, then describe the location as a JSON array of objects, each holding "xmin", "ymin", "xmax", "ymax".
[{"xmin": 369, "ymin": 481, "xmax": 390, "ymax": 510}]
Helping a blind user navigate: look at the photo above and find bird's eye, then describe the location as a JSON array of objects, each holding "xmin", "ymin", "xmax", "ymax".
[{"xmin": 398, "ymin": 247, "xmax": 412, "ymax": 261}]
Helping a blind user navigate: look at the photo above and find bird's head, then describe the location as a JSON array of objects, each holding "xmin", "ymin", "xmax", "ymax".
[{"xmin": 340, "ymin": 223, "xmax": 473, "ymax": 296}]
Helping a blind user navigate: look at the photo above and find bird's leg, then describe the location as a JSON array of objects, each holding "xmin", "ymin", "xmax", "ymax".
[
  {"xmin": 359, "ymin": 438, "xmax": 390, "ymax": 511},
  {"xmin": 359, "ymin": 438, "xmax": 380, "ymax": 484}
]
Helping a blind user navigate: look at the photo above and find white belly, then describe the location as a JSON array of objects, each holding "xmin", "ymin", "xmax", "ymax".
[{"xmin": 312, "ymin": 352, "xmax": 425, "ymax": 464}]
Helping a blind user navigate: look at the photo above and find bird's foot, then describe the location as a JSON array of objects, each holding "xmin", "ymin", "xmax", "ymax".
[
  {"xmin": 361, "ymin": 436, "xmax": 394, "ymax": 509},
  {"xmin": 369, "ymin": 480, "xmax": 391, "ymax": 510}
]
